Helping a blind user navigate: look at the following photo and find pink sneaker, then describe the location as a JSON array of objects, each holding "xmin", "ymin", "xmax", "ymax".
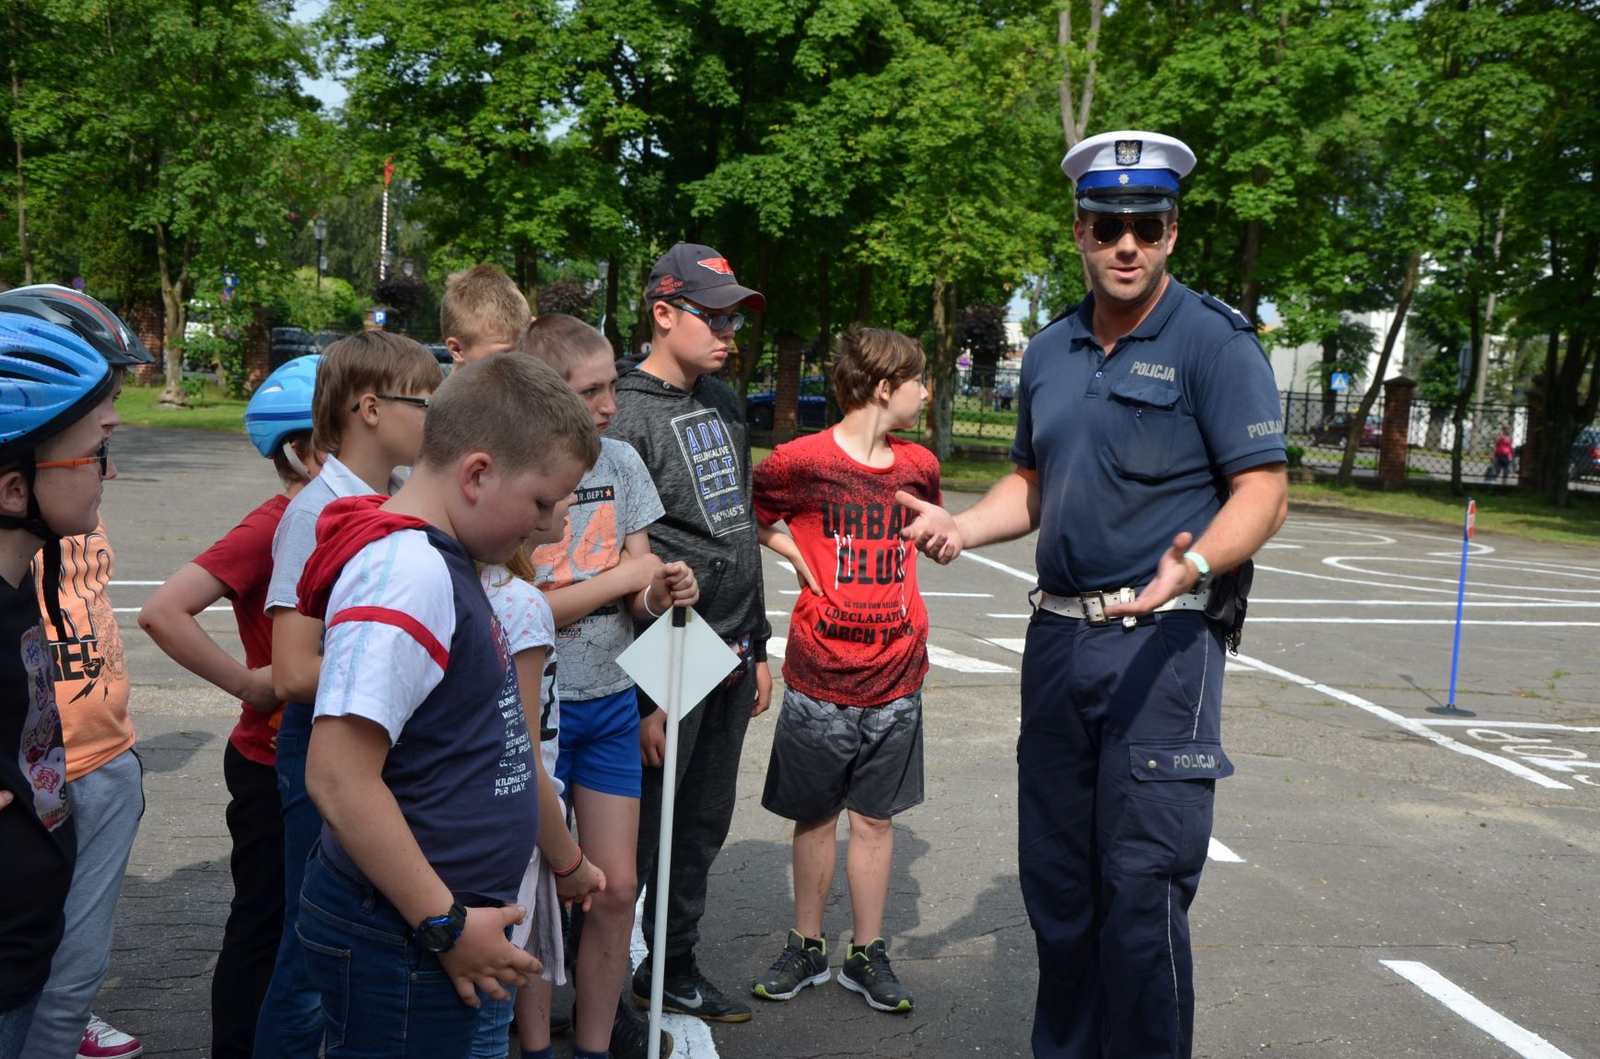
[{"xmin": 77, "ymin": 1014, "xmax": 143, "ymax": 1059}]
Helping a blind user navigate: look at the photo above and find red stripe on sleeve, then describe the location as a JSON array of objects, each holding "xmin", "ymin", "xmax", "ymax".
[{"xmin": 328, "ymin": 605, "xmax": 450, "ymax": 671}]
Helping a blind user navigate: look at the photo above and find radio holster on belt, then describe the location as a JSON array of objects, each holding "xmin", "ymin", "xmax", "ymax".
[{"xmin": 1203, "ymin": 558, "xmax": 1253, "ymax": 655}]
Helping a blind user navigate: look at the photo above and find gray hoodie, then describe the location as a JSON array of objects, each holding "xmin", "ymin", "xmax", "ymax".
[{"xmin": 607, "ymin": 367, "xmax": 769, "ymax": 659}]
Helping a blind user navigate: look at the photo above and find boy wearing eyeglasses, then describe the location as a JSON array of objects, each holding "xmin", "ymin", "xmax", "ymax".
[
  {"xmin": 254, "ymin": 331, "xmax": 441, "ymax": 1056},
  {"xmin": 607, "ymin": 243, "xmax": 770, "ymax": 1026}
]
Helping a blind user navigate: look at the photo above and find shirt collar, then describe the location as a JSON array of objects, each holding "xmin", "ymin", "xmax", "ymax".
[
  {"xmin": 317, "ymin": 453, "xmax": 376, "ymax": 498},
  {"xmin": 1066, "ymin": 275, "xmax": 1188, "ymax": 349}
]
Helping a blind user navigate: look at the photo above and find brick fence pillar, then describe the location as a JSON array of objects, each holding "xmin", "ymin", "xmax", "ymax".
[
  {"xmin": 1379, "ymin": 376, "xmax": 1415, "ymax": 488},
  {"xmin": 126, "ymin": 299, "xmax": 166, "ymax": 385},
  {"xmin": 773, "ymin": 331, "xmax": 804, "ymax": 442},
  {"xmin": 244, "ymin": 312, "xmax": 271, "ymax": 392}
]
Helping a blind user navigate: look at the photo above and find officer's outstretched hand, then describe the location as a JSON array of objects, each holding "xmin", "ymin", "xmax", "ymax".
[
  {"xmin": 897, "ymin": 491, "xmax": 962, "ymax": 564},
  {"xmin": 1105, "ymin": 531, "xmax": 1198, "ymax": 618}
]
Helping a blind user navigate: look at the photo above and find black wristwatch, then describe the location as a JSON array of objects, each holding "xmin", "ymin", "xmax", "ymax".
[{"xmin": 416, "ymin": 903, "xmax": 467, "ymax": 954}]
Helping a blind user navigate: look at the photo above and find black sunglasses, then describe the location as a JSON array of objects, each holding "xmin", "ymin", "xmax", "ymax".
[
  {"xmin": 1089, "ymin": 215, "xmax": 1168, "ymax": 246},
  {"xmin": 674, "ymin": 302, "xmax": 745, "ymax": 333}
]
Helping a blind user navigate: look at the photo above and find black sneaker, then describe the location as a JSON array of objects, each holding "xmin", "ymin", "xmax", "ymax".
[
  {"xmin": 633, "ymin": 954, "xmax": 754, "ymax": 1023},
  {"xmin": 839, "ymin": 938, "xmax": 913, "ymax": 1013},
  {"xmin": 752, "ymin": 930, "xmax": 831, "ymax": 1001},
  {"xmin": 611, "ymin": 995, "xmax": 673, "ymax": 1058}
]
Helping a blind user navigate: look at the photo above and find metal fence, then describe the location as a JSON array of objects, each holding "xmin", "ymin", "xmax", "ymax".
[{"xmin": 1282, "ymin": 389, "xmax": 1536, "ymax": 483}]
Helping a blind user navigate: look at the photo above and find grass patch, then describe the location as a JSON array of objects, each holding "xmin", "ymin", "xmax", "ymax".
[
  {"xmin": 1290, "ymin": 479, "xmax": 1600, "ymax": 546},
  {"xmin": 118, "ymin": 382, "xmax": 248, "ymax": 432}
]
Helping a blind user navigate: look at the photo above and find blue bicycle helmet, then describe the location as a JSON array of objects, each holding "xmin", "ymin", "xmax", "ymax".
[
  {"xmin": 0, "ymin": 312, "xmax": 116, "ymax": 639},
  {"xmin": 0, "ymin": 313, "xmax": 115, "ymax": 460},
  {"xmin": 0, "ymin": 284, "xmax": 155, "ymax": 367},
  {"xmin": 245, "ymin": 354, "xmax": 319, "ymax": 457}
]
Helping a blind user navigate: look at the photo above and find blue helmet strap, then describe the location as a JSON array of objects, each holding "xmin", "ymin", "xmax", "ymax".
[{"xmin": 0, "ymin": 456, "xmax": 70, "ymax": 640}]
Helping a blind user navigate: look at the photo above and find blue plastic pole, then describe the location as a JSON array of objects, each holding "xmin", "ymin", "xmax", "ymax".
[{"xmin": 1445, "ymin": 501, "xmax": 1472, "ymax": 710}]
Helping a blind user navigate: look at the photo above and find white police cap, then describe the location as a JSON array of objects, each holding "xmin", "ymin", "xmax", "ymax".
[{"xmin": 1062, "ymin": 130, "xmax": 1196, "ymax": 214}]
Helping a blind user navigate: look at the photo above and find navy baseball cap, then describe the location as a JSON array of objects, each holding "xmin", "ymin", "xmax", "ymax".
[{"xmin": 644, "ymin": 243, "xmax": 766, "ymax": 312}]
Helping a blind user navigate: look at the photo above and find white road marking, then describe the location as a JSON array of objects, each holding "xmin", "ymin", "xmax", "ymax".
[
  {"xmin": 960, "ymin": 549, "xmax": 1036, "ymax": 584},
  {"xmin": 987, "ymin": 637, "xmax": 1026, "ymax": 654},
  {"xmin": 776, "ymin": 560, "xmax": 796, "ymax": 574},
  {"xmin": 1247, "ymin": 598, "xmax": 1600, "ymax": 608},
  {"xmin": 1231, "ymin": 654, "xmax": 1571, "ymax": 790},
  {"xmin": 1259, "ymin": 541, "xmax": 1303, "ymax": 549},
  {"xmin": 1418, "ymin": 720, "xmax": 1600, "ymax": 733},
  {"xmin": 926, "ymin": 644, "xmax": 1015, "ymax": 674},
  {"xmin": 631, "ymin": 897, "xmax": 721, "ymax": 1058},
  {"xmin": 1253, "ymin": 562, "xmax": 1546, "ymax": 601},
  {"xmin": 766, "ymin": 610, "xmax": 788, "ymax": 617},
  {"xmin": 1246, "ymin": 618, "xmax": 1600, "ymax": 627},
  {"xmin": 1224, "ymin": 662, "xmax": 1254, "ymax": 673},
  {"xmin": 1321, "ymin": 555, "xmax": 1600, "ymax": 593},
  {"xmin": 986, "ymin": 612, "xmax": 1031, "ymax": 619},
  {"xmin": 1207, "ymin": 838, "xmax": 1245, "ymax": 863},
  {"xmin": 1380, "ymin": 960, "xmax": 1574, "ymax": 1059}
]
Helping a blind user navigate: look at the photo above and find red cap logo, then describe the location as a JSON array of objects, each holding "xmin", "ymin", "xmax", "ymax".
[
  {"xmin": 654, "ymin": 275, "xmax": 684, "ymax": 297},
  {"xmin": 697, "ymin": 257, "xmax": 734, "ymax": 276}
]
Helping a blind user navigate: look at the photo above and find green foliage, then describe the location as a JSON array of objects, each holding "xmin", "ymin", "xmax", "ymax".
[{"xmin": 269, "ymin": 268, "xmax": 366, "ymax": 335}]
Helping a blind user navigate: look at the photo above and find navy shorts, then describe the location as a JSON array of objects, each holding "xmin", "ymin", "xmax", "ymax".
[
  {"xmin": 761, "ymin": 688, "xmax": 925, "ymax": 823},
  {"xmin": 555, "ymin": 687, "xmax": 642, "ymax": 799}
]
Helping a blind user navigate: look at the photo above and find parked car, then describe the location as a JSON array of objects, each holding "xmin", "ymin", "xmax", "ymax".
[
  {"xmin": 269, "ymin": 326, "xmax": 319, "ymax": 370},
  {"xmin": 746, "ymin": 375, "xmax": 829, "ymax": 431},
  {"xmin": 423, "ymin": 343, "xmax": 454, "ymax": 374},
  {"xmin": 1571, "ymin": 426, "xmax": 1600, "ymax": 481},
  {"xmin": 1311, "ymin": 412, "xmax": 1381, "ymax": 448}
]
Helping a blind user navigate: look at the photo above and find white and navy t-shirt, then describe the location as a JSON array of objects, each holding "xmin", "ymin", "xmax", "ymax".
[
  {"xmin": 314, "ymin": 526, "xmax": 537, "ymax": 906},
  {"xmin": 480, "ymin": 565, "xmax": 562, "ymax": 800}
]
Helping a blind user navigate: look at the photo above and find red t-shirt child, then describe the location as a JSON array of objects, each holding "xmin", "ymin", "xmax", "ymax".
[
  {"xmin": 754, "ymin": 431, "xmax": 941, "ymax": 707},
  {"xmin": 191, "ymin": 495, "xmax": 289, "ymax": 766}
]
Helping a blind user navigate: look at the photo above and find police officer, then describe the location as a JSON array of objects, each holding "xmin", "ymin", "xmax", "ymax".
[{"xmin": 898, "ymin": 131, "xmax": 1288, "ymax": 1058}]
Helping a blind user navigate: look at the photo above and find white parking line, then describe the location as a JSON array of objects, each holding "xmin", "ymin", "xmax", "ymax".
[
  {"xmin": 987, "ymin": 637, "xmax": 1026, "ymax": 654},
  {"xmin": 1380, "ymin": 960, "xmax": 1574, "ymax": 1059},
  {"xmin": 630, "ymin": 898, "xmax": 721, "ymax": 1058},
  {"xmin": 1207, "ymin": 838, "xmax": 1245, "ymax": 863},
  {"xmin": 1230, "ymin": 654, "xmax": 1572, "ymax": 791},
  {"xmin": 960, "ymin": 550, "xmax": 1036, "ymax": 584},
  {"xmin": 1418, "ymin": 720, "xmax": 1600, "ymax": 733},
  {"xmin": 1247, "ymin": 598, "xmax": 1600, "ymax": 608}
]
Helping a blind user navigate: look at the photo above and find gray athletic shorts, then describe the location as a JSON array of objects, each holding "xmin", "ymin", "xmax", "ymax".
[{"xmin": 761, "ymin": 687, "xmax": 925, "ymax": 823}]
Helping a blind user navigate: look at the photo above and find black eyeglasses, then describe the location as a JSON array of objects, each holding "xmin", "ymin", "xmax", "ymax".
[
  {"xmin": 1089, "ymin": 215, "xmax": 1169, "ymax": 246},
  {"xmin": 36, "ymin": 440, "xmax": 110, "ymax": 477},
  {"xmin": 674, "ymin": 302, "xmax": 745, "ymax": 333},
  {"xmin": 353, "ymin": 394, "xmax": 432, "ymax": 412}
]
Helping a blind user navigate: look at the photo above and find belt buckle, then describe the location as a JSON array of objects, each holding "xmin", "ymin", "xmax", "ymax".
[{"xmin": 1080, "ymin": 592, "xmax": 1111, "ymax": 626}]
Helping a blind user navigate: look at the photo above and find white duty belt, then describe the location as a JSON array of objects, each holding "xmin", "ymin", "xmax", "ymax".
[{"xmin": 1031, "ymin": 586, "xmax": 1210, "ymax": 628}]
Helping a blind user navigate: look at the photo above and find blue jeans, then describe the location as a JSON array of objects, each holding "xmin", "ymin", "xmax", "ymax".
[
  {"xmin": 253, "ymin": 702, "xmax": 325, "ymax": 1056},
  {"xmin": 0, "ymin": 994, "xmax": 40, "ymax": 1059},
  {"xmin": 296, "ymin": 852, "xmax": 481, "ymax": 1057},
  {"xmin": 21, "ymin": 747, "xmax": 144, "ymax": 1058},
  {"xmin": 469, "ymin": 992, "xmax": 513, "ymax": 1059}
]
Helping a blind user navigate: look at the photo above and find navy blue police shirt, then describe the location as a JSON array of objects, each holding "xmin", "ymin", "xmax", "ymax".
[{"xmin": 1010, "ymin": 278, "xmax": 1286, "ymax": 595}]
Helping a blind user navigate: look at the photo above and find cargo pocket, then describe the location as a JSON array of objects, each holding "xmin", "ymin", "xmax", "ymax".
[
  {"xmin": 1106, "ymin": 378, "xmax": 1181, "ymax": 481},
  {"xmin": 1108, "ymin": 741, "xmax": 1233, "ymax": 877}
]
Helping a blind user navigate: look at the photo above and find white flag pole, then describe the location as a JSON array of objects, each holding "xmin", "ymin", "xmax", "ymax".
[{"xmin": 647, "ymin": 605, "xmax": 687, "ymax": 1059}]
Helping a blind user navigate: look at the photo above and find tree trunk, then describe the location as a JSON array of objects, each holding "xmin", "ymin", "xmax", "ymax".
[
  {"xmin": 853, "ymin": 263, "xmax": 873, "ymax": 325},
  {"xmin": 1450, "ymin": 289, "xmax": 1483, "ymax": 493},
  {"xmin": 1057, "ymin": 0, "xmax": 1104, "ymax": 149},
  {"xmin": 1339, "ymin": 251, "xmax": 1420, "ymax": 483},
  {"xmin": 927, "ymin": 278, "xmax": 958, "ymax": 461},
  {"xmin": 1319, "ymin": 334, "xmax": 1338, "ymax": 417},
  {"xmin": 1542, "ymin": 229, "xmax": 1600, "ymax": 506},
  {"xmin": 515, "ymin": 243, "xmax": 539, "ymax": 312},
  {"xmin": 9, "ymin": 62, "xmax": 32, "ymax": 285},
  {"xmin": 154, "ymin": 223, "xmax": 187, "ymax": 406},
  {"xmin": 1238, "ymin": 216, "xmax": 1263, "ymax": 325},
  {"xmin": 1473, "ymin": 204, "xmax": 1507, "ymax": 407},
  {"xmin": 603, "ymin": 254, "xmax": 622, "ymax": 354},
  {"xmin": 1026, "ymin": 275, "xmax": 1045, "ymax": 334}
]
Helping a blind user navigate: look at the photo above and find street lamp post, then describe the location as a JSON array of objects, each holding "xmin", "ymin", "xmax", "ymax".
[{"xmin": 314, "ymin": 217, "xmax": 327, "ymax": 292}]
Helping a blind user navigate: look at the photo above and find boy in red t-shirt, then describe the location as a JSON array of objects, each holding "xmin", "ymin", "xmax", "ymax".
[
  {"xmin": 749, "ymin": 327, "xmax": 938, "ymax": 1015},
  {"xmin": 137, "ymin": 355, "xmax": 322, "ymax": 1059}
]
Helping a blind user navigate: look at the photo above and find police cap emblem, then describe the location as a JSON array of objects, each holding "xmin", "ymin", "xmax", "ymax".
[{"xmin": 1114, "ymin": 139, "xmax": 1142, "ymax": 165}]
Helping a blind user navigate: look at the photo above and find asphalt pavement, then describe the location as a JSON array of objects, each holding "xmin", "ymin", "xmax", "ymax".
[{"xmin": 92, "ymin": 426, "xmax": 1599, "ymax": 1058}]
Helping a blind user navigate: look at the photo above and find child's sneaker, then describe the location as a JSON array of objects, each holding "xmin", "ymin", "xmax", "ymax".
[
  {"xmin": 77, "ymin": 1014, "xmax": 143, "ymax": 1058},
  {"xmin": 632, "ymin": 953, "xmax": 752, "ymax": 1023},
  {"xmin": 752, "ymin": 930, "xmax": 831, "ymax": 1001},
  {"xmin": 839, "ymin": 938, "xmax": 913, "ymax": 1013}
]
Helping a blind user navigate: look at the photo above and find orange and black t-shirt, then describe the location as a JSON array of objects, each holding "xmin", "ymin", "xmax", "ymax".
[{"xmin": 32, "ymin": 523, "xmax": 134, "ymax": 780}]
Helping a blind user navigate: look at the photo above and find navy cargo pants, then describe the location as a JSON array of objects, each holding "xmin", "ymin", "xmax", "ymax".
[{"xmin": 1018, "ymin": 608, "xmax": 1232, "ymax": 1059}]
